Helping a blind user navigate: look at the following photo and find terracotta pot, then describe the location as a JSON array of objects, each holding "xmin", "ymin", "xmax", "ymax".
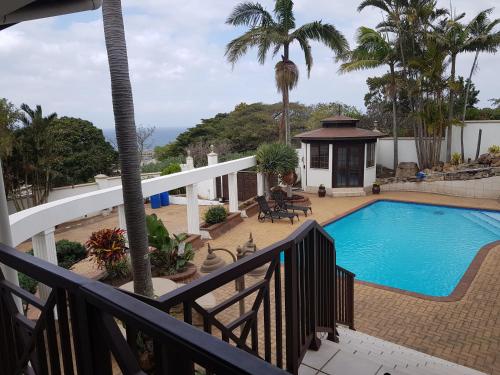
[
  {"xmin": 318, "ymin": 185, "xmax": 326, "ymax": 197},
  {"xmin": 372, "ymin": 184, "xmax": 381, "ymax": 194},
  {"xmin": 281, "ymin": 171, "xmax": 298, "ymax": 186}
]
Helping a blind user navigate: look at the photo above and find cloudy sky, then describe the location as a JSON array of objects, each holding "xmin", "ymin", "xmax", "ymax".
[{"xmin": 1, "ymin": 0, "xmax": 498, "ymax": 130}]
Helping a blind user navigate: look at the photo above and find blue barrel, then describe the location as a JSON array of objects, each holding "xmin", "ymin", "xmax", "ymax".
[
  {"xmin": 150, "ymin": 194, "xmax": 161, "ymax": 209},
  {"xmin": 160, "ymin": 192, "xmax": 170, "ymax": 206}
]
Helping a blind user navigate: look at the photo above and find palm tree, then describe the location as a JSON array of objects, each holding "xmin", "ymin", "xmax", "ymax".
[
  {"xmin": 101, "ymin": 0, "xmax": 153, "ymax": 297},
  {"xmin": 460, "ymin": 8, "xmax": 500, "ymax": 160},
  {"xmin": 339, "ymin": 27, "xmax": 400, "ymax": 171},
  {"xmin": 18, "ymin": 104, "xmax": 57, "ymax": 207},
  {"xmin": 225, "ymin": 0, "xmax": 348, "ymax": 145},
  {"xmin": 436, "ymin": 10, "xmax": 468, "ymax": 162}
]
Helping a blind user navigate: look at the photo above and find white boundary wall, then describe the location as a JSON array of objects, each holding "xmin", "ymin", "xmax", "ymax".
[
  {"xmin": 381, "ymin": 175, "xmax": 500, "ymax": 199},
  {"xmin": 377, "ymin": 120, "xmax": 500, "ymax": 169}
]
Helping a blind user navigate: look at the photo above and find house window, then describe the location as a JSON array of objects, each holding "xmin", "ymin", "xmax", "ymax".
[
  {"xmin": 310, "ymin": 143, "xmax": 329, "ymax": 169},
  {"xmin": 366, "ymin": 142, "xmax": 375, "ymax": 168}
]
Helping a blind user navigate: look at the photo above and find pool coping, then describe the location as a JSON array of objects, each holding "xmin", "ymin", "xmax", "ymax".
[{"xmin": 321, "ymin": 197, "xmax": 500, "ymax": 302}]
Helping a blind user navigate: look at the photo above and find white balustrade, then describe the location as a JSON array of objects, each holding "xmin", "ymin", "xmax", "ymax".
[
  {"xmin": 228, "ymin": 172, "xmax": 239, "ymax": 213},
  {"xmin": 31, "ymin": 227, "xmax": 58, "ymax": 300}
]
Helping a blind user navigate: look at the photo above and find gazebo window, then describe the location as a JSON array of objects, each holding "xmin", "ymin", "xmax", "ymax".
[
  {"xmin": 366, "ymin": 142, "xmax": 375, "ymax": 167},
  {"xmin": 310, "ymin": 143, "xmax": 329, "ymax": 169}
]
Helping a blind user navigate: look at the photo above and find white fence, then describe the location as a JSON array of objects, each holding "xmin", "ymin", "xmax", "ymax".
[{"xmin": 377, "ymin": 120, "xmax": 500, "ymax": 169}]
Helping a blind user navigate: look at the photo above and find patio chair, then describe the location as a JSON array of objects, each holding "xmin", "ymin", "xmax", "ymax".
[
  {"xmin": 255, "ymin": 195, "xmax": 298, "ymax": 224},
  {"xmin": 271, "ymin": 190, "xmax": 312, "ymax": 217}
]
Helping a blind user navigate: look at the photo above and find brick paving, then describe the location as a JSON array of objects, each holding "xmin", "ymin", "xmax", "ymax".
[{"xmin": 22, "ymin": 191, "xmax": 500, "ymax": 374}]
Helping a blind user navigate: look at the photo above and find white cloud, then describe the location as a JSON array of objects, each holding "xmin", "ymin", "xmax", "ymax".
[{"xmin": 0, "ymin": 0, "xmax": 498, "ymax": 130}]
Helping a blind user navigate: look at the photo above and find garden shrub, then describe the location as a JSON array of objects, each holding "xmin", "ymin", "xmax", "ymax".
[
  {"xmin": 488, "ymin": 145, "xmax": 500, "ymax": 153},
  {"xmin": 204, "ymin": 205, "xmax": 228, "ymax": 225},
  {"xmin": 451, "ymin": 152, "xmax": 462, "ymax": 165},
  {"xmin": 86, "ymin": 228, "xmax": 128, "ymax": 279},
  {"xmin": 105, "ymin": 258, "xmax": 131, "ymax": 280},
  {"xmin": 56, "ymin": 239, "xmax": 86, "ymax": 269},
  {"xmin": 146, "ymin": 214, "xmax": 194, "ymax": 276},
  {"xmin": 161, "ymin": 163, "xmax": 185, "ymax": 194},
  {"xmin": 18, "ymin": 273, "xmax": 38, "ymax": 294}
]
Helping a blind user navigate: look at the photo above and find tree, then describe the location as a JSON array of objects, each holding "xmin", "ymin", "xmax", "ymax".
[
  {"xmin": 49, "ymin": 117, "xmax": 118, "ymax": 186},
  {"xmin": 225, "ymin": 0, "xmax": 348, "ymax": 145},
  {"xmin": 12, "ymin": 104, "xmax": 58, "ymax": 208},
  {"xmin": 339, "ymin": 27, "xmax": 400, "ymax": 171},
  {"xmin": 101, "ymin": 0, "xmax": 153, "ymax": 297},
  {"xmin": 0, "ymin": 99, "xmax": 19, "ymax": 159},
  {"xmin": 136, "ymin": 125, "xmax": 156, "ymax": 161},
  {"xmin": 256, "ymin": 142, "xmax": 298, "ymax": 196},
  {"xmin": 460, "ymin": 9, "xmax": 500, "ymax": 161}
]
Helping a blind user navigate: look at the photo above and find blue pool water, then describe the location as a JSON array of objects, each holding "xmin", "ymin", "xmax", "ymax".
[{"xmin": 323, "ymin": 201, "xmax": 500, "ymax": 297}]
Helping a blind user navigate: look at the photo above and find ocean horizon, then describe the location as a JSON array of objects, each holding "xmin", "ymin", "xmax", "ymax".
[{"xmin": 103, "ymin": 127, "xmax": 186, "ymax": 149}]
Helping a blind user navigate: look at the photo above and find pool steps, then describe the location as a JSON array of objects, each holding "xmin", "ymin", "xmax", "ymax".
[
  {"xmin": 300, "ymin": 327, "xmax": 486, "ymax": 375},
  {"xmin": 462, "ymin": 211, "xmax": 500, "ymax": 237}
]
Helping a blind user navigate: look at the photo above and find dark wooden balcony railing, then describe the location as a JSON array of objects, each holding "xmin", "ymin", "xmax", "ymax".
[
  {"xmin": 0, "ymin": 243, "xmax": 286, "ymax": 375},
  {"xmin": 138, "ymin": 220, "xmax": 354, "ymax": 375},
  {"xmin": 335, "ymin": 265, "xmax": 355, "ymax": 330},
  {"xmin": 0, "ymin": 219, "xmax": 355, "ymax": 375}
]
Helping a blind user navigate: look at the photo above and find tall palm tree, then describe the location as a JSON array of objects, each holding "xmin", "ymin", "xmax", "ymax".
[
  {"xmin": 339, "ymin": 27, "xmax": 400, "ymax": 171},
  {"xmin": 101, "ymin": 0, "xmax": 153, "ymax": 297},
  {"xmin": 225, "ymin": 0, "xmax": 348, "ymax": 144},
  {"xmin": 460, "ymin": 8, "xmax": 500, "ymax": 160},
  {"xmin": 436, "ymin": 10, "xmax": 467, "ymax": 162}
]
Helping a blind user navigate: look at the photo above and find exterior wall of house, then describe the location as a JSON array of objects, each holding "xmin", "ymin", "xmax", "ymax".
[
  {"xmin": 303, "ymin": 142, "xmax": 333, "ymax": 193},
  {"xmin": 363, "ymin": 141, "xmax": 377, "ymax": 188}
]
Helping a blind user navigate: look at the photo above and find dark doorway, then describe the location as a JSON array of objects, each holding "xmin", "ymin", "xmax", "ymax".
[{"xmin": 332, "ymin": 142, "xmax": 364, "ymax": 188}]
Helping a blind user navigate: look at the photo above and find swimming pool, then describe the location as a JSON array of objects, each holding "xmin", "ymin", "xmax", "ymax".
[{"xmin": 324, "ymin": 200, "xmax": 500, "ymax": 297}]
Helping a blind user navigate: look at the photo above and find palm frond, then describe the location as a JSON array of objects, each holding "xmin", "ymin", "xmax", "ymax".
[
  {"xmin": 357, "ymin": 0, "xmax": 391, "ymax": 14},
  {"xmin": 226, "ymin": 2, "xmax": 274, "ymax": 27},
  {"xmin": 295, "ymin": 36, "xmax": 313, "ymax": 76},
  {"xmin": 274, "ymin": 0, "xmax": 295, "ymax": 30},
  {"xmin": 291, "ymin": 21, "xmax": 349, "ymax": 54},
  {"xmin": 225, "ymin": 27, "xmax": 281, "ymax": 65}
]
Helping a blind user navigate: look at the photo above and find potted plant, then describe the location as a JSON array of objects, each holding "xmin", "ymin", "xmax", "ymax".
[
  {"xmin": 256, "ymin": 143, "xmax": 298, "ymax": 197},
  {"xmin": 86, "ymin": 228, "xmax": 131, "ymax": 285},
  {"xmin": 318, "ymin": 184, "xmax": 326, "ymax": 197},
  {"xmin": 146, "ymin": 214, "xmax": 196, "ymax": 281},
  {"xmin": 372, "ymin": 183, "xmax": 381, "ymax": 194}
]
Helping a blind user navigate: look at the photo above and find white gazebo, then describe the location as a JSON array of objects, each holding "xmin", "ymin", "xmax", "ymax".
[{"xmin": 295, "ymin": 116, "xmax": 385, "ymax": 197}]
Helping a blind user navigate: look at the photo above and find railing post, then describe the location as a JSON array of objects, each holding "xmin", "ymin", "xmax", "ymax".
[
  {"xmin": 32, "ymin": 227, "xmax": 58, "ymax": 300},
  {"xmin": 284, "ymin": 243, "xmax": 299, "ymax": 374},
  {"xmin": 186, "ymin": 152, "xmax": 200, "ymax": 235},
  {"xmin": 257, "ymin": 172, "xmax": 265, "ymax": 196},
  {"xmin": 309, "ymin": 229, "xmax": 321, "ymax": 350},
  {"xmin": 207, "ymin": 145, "xmax": 218, "ymax": 201},
  {"xmin": 228, "ymin": 172, "xmax": 239, "ymax": 213}
]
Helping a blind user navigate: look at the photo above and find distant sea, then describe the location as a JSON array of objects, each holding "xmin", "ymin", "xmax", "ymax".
[{"xmin": 103, "ymin": 127, "xmax": 186, "ymax": 149}]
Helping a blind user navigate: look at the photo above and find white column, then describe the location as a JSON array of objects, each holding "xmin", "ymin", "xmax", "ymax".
[
  {"xmin": 0, "ymin": 160, "xmax": 22, "ymax": 312},
  {"xmin": 228, "ymin": 172, "xmax": 239, "ymax": 213},
  {"xmin": 185, "ymin": 151, "xmax": 200, "ymax": 234},
  {"xmin": 257, "ymin": 173, "xmax": 265, "ymax": 197},
  {"xmin": 32, "ymin": 228, "xmax": 58, "ymax": 301},
  {"xmin": 117, "ymin": 204, "xmax": 128, "ymax": 243},
  {"xmin": 207, "ymin": 145, "xmax": 218, "ymax": 200}
]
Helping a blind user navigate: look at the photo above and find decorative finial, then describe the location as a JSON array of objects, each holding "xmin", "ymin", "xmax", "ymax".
[
  {"xmin": 210, "ymin": 144, "xmax": 215, "ymax": 153},
  {"xmin": 186, "ymin": 149, "xmax": 191, "ymax": 157}
]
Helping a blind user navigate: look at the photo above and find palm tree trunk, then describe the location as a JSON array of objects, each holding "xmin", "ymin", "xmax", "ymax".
[
  {"xmin": 390, "ymin": 64, "xmax": 398, "ymax": 171},
  {"xmin": 282, "ymin": 43, "xmax": 290, "ymax": 145},
  {"xmin": 460, "ymin": 50, "xmax": 479, "ymax": 162},
  {"xmin": 446, "ymin": 54, "xmax": 456, "ymax": 163},
  {"xmin": 102, "ymin": 0, "xmax": 153, "ymax": 297}
]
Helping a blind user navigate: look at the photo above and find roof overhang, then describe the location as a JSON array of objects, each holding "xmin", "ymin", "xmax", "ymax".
[{"xmin": 1, "ymin": 0, "xmax": 102, "ymax": 27}]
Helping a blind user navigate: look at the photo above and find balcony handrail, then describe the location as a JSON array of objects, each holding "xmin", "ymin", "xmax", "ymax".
[
  {"xmin": 9, "ymin": 156, "xmax": 256, "ymax": 246},
  {"xmin": 0, "ymin": 241, "xmax": 286, "ymax": 375}
]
